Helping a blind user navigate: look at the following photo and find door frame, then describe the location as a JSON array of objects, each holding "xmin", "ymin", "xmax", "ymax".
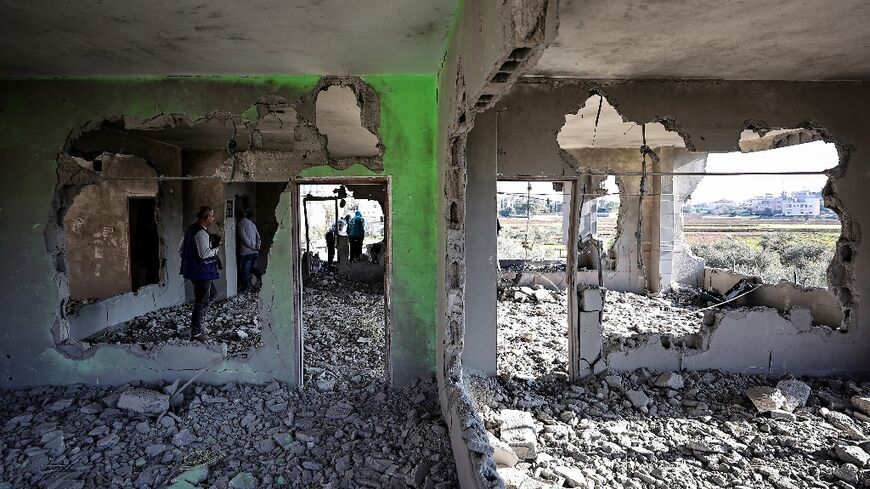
[{"xmin": 290, "ymin": 176, "xmax": 393, "ymax": 386}]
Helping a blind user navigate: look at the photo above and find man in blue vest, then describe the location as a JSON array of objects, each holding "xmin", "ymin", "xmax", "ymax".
[{"xmin": 180, "ymin": 206, "xmax": 221, "ymax": 341}]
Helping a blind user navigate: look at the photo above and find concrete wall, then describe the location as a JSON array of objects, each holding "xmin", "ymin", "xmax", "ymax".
[
  {"xmin": 0, "ymin": 75, "xmax": 440, "ymax": 390},
  {"xmin": 496, "ymin": 79, "xmax": 869, "ymax": 375},
  {"xmin": 65, "ymin": 155, "xmax": 158, "ymax": 300}
]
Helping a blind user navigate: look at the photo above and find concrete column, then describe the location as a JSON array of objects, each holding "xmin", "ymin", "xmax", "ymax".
[
  {"xmin": 464, "ymin": 110, "xmax": 498, "ymax": 375},
  {"xmin": 576, "ymin": 285, "xmax": 604, "ymax": 378}
]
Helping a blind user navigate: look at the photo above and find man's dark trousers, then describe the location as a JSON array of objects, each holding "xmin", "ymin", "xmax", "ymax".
[{"xmin": 191, "ymin": 280, "xmax": 217, "ymax": 338}]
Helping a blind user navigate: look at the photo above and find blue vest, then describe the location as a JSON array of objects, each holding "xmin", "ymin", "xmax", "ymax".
[{"xmin": 180, "ymin": 223, "xmax": 219, "ymax": 281}]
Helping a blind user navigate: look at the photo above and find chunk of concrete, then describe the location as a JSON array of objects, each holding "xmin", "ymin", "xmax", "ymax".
[
  {"xmin": 229, "ymin": 472, "xmax": 258, "ymax": 489},
  {"xmin": 554, "ymin": 465, "xmax": 587, "ymax": 487},
  {"xmin": 851, "ymin": 396, "xmax": 870, "ymax": 416},
  {"xmin": 835, "ymin": 445, "xmax": 869, "ymax": 467},
  {"xmin": 500, "ymin": 427, "xmax": 537, "ymax": 460},
  {"xmin": 117, "ymin": 388, "xmax": 169, "ymax": 416},
  {"xmin": 776, "ymin": 379, "xmax": 810, "ymax": 411},
  {"xmin": 487, "ymin": 432, "xmax": 518, "ymax": 467},
  {"xmin": 654, "ymin": 372, "xmax": 684, "ymax": 390},
  {"xmin": 746, "ymin": 386, "xmax": 786, "ymax": 413},
  {"xmin": 625, "ymin": 389, "xmax": 650, "ymax": 409}
]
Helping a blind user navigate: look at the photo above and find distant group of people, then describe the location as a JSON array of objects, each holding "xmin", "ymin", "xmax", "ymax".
[
  {"xmin": 179, "ymin": 206, "xmax": 262, "ymax": 341},
  {"xmin": 324, "ymin": 210, "xmax": 366, "ymax": 264}
]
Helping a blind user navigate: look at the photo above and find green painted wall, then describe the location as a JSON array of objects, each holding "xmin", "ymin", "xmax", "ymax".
[{"xmin": 0, "ymin": 75, "xmax": 437, "ymax": 387}]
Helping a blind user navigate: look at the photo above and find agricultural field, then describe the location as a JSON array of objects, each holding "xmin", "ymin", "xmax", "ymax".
[{"xmin": 497, "ymin": 213, "xmax": 841, "ymax": 289}]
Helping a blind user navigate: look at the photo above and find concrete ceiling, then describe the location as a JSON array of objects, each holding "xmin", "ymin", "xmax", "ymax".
[
  {"xmin": 558, "ymin": 96, "xmax": 685, "ymax": 149},
  {"xmin": 0, "ymin": 0, "xmax": 455, "ymax": 76},
  {"xmin": 532, "ymin": 0, "xmax": 870, "ymax": 81}
]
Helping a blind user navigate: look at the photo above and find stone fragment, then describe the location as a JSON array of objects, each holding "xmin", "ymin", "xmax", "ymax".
[
  {"xmin": 769, "ymin": 410, "xmax": 796, "ymax": 422},
  {"xmin": 172, "ymin": 465, "xmax": 209, "ymax": 485},
  {"xmin": 172, "ymin": 428, "xmax": 196, "ymax": 447},
  {"xmin": 145, "ymin": 444, "xmax": 167, "ymax": 458},
  {"xmin": 654, "ymin": 372, "xmax": 684, "ymax": 390},
  {"xmin": 834, "ymin": 463, "xmax": 859, "ymax": 484},
  {"xmin": 625, "ymin": 389, "xmax": 650, "ymax": 409},
  {"xmin": 746, "ymin": 386, "xmax": 786, "ymax": 413},
  {"xmin": 229, "ymin": 472, "xmax": 258, "ymax": 489},
  {"xmin": 487, "ymin": 432, "xmax": 518, "ymax": 467},
  {"xmin": 851, "ymin": 395, "xmax": 870, "ymax": 416},
  {"xmin": 46, "ymin": 399, "xmax": 72, "ymax": 412},
  {"xmin": 531, "ymin": 289, "xmax": 552, "ymax": 303},
  {"xmin": 835, "ymin": 445, "xmax": 869, "ymax": 467},
  {"xmin": 820, "ymin": 407, "xmax": 866, "ymax": 440},
  {"xmin": 776, "ymin": 379, "xmax": 810, "ymax": 411},
  {"xmin": 553, "ymin": 466, "xmax": 586, "ymax": 487},
  {"xmin": 117, "ymin": 388, "xmax": 169, "ymax": 415},
  {"xmin": 41, "ymin": 429, "xmax": 65, "ymax": 453}
]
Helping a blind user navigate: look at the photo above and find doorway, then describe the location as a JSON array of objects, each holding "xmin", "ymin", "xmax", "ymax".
[
  {"xmin": 128, "ymin": 197, "xmax": 160, "ymax": 291},
  {"xmin": 292, "ymin": 177, "xmax": 392, "ymax": 387}
]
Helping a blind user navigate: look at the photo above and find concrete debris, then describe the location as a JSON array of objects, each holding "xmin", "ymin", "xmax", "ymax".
[
  {"xmin": 602, "ymin": 287, "xmax": 707, "ymax": 344},
  {"xmin": 746, "ymin": 386, "xmax": 789, "ymax": 413},
  {"xmin": 85, "ymin": 292, "xmax": 263, "ymax": 354},
  {"xmin": 487, "ymin": 431, "xmax": 519, "ymax": 467},
  {"xmin": 654, "ymin": 372, "xmax": 685, "ymax": 390},
  {"xmin": 0, "ymin": 278, "xmax": 456, "ymax": 488},
  {"xmin": 0, "ymin": 375, "xmax": 455, "ymax": 488},
  {"xmin": 505, "ymin": 285, "xmax": 555, "ymax": 303},
  {"xmin": 117, "ymin": 388, "xmax": 169, "ymax": 416},
  {"xmin": 475, "ymin": 317, "xmax": 870, "ymax": 488},
  {"xmin": 852, "ymin": 396, "xmax": 870, "ymax": 416},
  {"xmin": 302, "ymin": 275, "xmax": 385, "ymax": 387}
]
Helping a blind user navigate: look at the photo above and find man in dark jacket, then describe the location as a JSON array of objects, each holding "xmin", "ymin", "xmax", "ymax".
[
  {"xmin": 348, "ymin": 210, "xmax": 366, "ymax": 261},
  {"xmin": 180, "ymin": 206, "xmax": 221, "ymax": 341}
]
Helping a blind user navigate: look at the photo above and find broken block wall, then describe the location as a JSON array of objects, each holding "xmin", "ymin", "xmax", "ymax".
[
  {"xmin": 0, "ymin": 76, "xmax": 439, "ymax": 388},
  {"xmin": 490, "ymin": 79, "xmax": 870, "ymax": 375}
]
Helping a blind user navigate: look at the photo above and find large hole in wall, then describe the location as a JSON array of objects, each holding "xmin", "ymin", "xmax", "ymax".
[
  {"xmin": 316, "ymin": 85, "xmax": 380, "ymax": 159},
  {"xmin": 556, "ymin": 95, "xmax": 856, "ymax": 355}
]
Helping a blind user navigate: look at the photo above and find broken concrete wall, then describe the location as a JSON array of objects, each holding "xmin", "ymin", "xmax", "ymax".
[
  {"xmin": 436, "ymin": 1, "xmax": 559, "ymax": 487},
  {"xmin": 64, "ymin": 155, "xmax": 158, "ymax": 300},
  {"xmin": 496, "ymin": 79, "xmax": 868, "ymax": 375},
  {"xmin": 0, "ymin": 75, "xmax": 439, "ymax": 391}
]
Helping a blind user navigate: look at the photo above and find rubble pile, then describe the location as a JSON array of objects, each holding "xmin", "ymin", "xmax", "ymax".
[
  {"xmin": 602, "ymin": 288, "xmax": 708, "ymax": 345},
  {"xmin": 469, "ymin": 369, "xmax": 870, "ymax": 489},
  {"xmin": 85, "ymin": 293, "xmax": 263, "ymax": 354},
  {"xmin": 302, "ymin": 276, "xmax": 386, "ymax": 388},
  {"xmin": 0, "ymin": 376, "xmax": 456, "ymax": 488},
  {"xmin": 497, "ymin": 287, "xmax": 568, "ymax": 379}
]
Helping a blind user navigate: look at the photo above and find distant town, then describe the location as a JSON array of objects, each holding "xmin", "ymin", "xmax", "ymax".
[{"xmin": 686, "ymin": 190, "xmax": 835, "ymax": 217}]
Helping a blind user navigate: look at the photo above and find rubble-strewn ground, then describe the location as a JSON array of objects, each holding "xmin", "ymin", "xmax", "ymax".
[
  {"xmin": 602, "ymin": 287, "xmax": 708, "ymax": 350},
  {"xmin": 491, "ymin": 292, "xmax": 870, "ymax": 488},
  {"xmin": 85, "ymin": 292, "xmax": 263, "ymax": 354},
  {"xmin": 302, "ymin": 274, "xmax": 386, "ymax": 388},
  {"xmin": 4, "ymin": 279, "xmax": 457, "ymax": 488},
  {"xmin": 0, "ymin": 377, "xmax": 454, "ymax": 488}
]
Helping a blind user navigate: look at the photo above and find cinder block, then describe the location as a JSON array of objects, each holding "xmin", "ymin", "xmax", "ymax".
[{"xmin": 579, "ymin": 287, "xmax": 604, "ymax": 311}]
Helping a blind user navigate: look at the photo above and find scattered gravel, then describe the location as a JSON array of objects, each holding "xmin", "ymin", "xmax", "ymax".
[
  {"xmin": 302, "ymin": 275, "xmax": 386, "ymax": 388},
  {"xmin": 490, "ymin": 289, "xmax": 870, "ymax": 488},
  {"xmin": 85, "ymin": 292, "xmax": 263, "ymax": 354},
  {"xmin": 4, "ymin": 279, "xmax": 456, "ymax": 488}
]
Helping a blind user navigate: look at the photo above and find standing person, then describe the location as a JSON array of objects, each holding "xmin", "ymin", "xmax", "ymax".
[
  {"xmin": 180, "ymin": 206, "xmax": 221, "ymax": 341},
  {"xmin": 348, "ymin": 210, "xmax": 366, "ymax": 261},
  {"xmin": 325, "ymin": 214, "xmax": 349, "ymax": 266},
  {"xmin": 324, "ymin": 222, "xmax": 336, "ymax": 266},
  {"xmin": 237, "ymin": 209, "xmax": 263, "ymax": 292}
]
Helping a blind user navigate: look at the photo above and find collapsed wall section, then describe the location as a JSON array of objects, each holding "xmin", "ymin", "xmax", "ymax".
[{"xmin": 493, "ymin": 79, "xmax": 868, "ymax": 377}]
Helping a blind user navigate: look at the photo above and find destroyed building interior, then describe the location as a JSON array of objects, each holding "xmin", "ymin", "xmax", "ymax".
[{"xmin": 2, "ymin": 1, "xmax": 870, "ymax": 488}]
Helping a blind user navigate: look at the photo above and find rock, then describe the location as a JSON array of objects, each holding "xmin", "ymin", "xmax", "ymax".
[
  {"xmin": 834, "ymin": 464, "xmax": 859, "ymax": 485},
  {"xmin": 144, "ymin": 444, "xmax": 167, "ymax": 458},
  {"xmin": 776, "ymin": 379, "xmax": 810, "ymax": 411},
  {"xmin": 273, "ymin": 432, "xmax": 294, "ymax": 450},
  {"xmin": 487, "ymin": 432, "xmax": 518, "ymax": 467},
  {"xmin": 851, "ymin": 395, "xmax": 870, "ymax": 416},
  {"xmin": 172, "ymin": 428, "xmax": 196, "ymax": 447},
  {"xmin": 41, "ymin": 429, "xmax": 64, "ymax": 453},
  {"xmin": 117, "ymin": 388, "xmax": 169, "ymax": 415},
  {"xmin": 746, "ymin": 386, "xmax": 786, "ymax": 412},
  {"xmin": 135, "ymin": 421, "xmax": 151, "ymax": 434},
  {"xmin": 46, "ymin": 399, "xmax": 72, "ymax": 412},
  {"xmin": 604, "ymin": 375, "xmax": 622, "ymax": 388},
  {"xmin": 172, "ymin": 465, "xmax": 209, "ymax": 485},
  {"xmin": 625, "ymin": 389, "xmax": 650, "ymax": 409},
  {"xmin": 769, "ymin": 410, "xmax": 796, "ymax": 422},
  {"xmin": 96, "ymin": 434, "xmax": 119, "ymax": 449},
  {"xmin": 498, "ymin": 467, "xmax": 550, "ymax": 489},
  {"xmin": 531, "ymin": 289, "xmax": 552, "ymax": 303},
  {"xmin": 236, "ymin": 329, "xmax": 249, "ymax": 339},
  {"xmin": 229, "ymin": 472, "xmax": 258, "ymax": 489},
  {"xmin": 820, "ymin": 407, "xmax": 866, "ymax": 440},
  {"xmin": 554, "ymin": 466, "xmax": 586, "ymax": 487},
  {"xmin": 835, "ymin": 445, "xmax": 869, "ymax": 467},
  {"xmin": 654, "ymin": 372, "xmax": 684, "ymax": 390},
  {"xmin": 498, "ymin": 410, "xmax": 538, "ymax": 460}
]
